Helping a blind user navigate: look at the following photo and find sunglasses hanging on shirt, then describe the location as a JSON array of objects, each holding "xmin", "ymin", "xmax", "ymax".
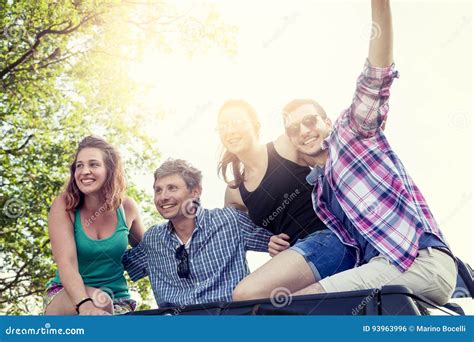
[{"xmin": 175, "ymin": 244, "xmax": 190, "ymax": 279}]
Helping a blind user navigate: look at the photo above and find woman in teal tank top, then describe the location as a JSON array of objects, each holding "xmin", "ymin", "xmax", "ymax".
[{"xmin": 44, "ymin": 136, "xmax": 145, "ymax": 315}]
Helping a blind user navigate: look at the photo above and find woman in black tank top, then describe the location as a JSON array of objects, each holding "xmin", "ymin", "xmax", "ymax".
[{"xmin": 217, "ymin": 100, "xmax": 326, "ymax": 245}]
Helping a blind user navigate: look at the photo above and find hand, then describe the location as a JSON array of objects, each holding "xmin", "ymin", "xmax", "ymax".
[
  {"xmin": 78, "ymin": 301, "xmax": 111, "ymax": 316},
  {"xmin": 268, "ymin": 233, "xmax": 290, "ymax": 257}
]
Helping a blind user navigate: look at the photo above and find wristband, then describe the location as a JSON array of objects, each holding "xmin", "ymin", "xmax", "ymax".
[{"xmin": 75, "ymin": 297, "xmax": 93, "ymax": 314}]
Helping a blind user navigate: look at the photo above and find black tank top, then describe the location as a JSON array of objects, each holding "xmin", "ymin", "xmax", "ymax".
[{"xmin": 239, "ymin": 143, "xmax": 326, "ymax": 244}]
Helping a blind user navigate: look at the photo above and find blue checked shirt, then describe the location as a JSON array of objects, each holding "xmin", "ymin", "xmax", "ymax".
[{"xmin": 122, "ymin": 207, "xmax": 272, "ymax": 307}]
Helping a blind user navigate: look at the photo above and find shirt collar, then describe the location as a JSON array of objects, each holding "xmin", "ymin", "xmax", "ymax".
[
  {"xmin": 164, "ymin": 205, "xmax": 206, "ymax": 236},
  {"xmin": 195, "ymin": 206, "xmax": 205, "ymax": 227},
  {"xmin": 305, "ymin": 131, "xmax": 331, "ymax": 185},
  {"xmin": 321, "ymin": 136, "xmax": 330, "ymax": 150},
  {"xmin": 175, "ymin": 233, "xmax": 192, "ymax": 249},
  {"xmin": 306, "ymin": 165, "xmax": 325, "ymax": 185}
]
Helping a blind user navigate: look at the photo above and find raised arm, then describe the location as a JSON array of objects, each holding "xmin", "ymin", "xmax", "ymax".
[
  {"xmin": 343, "ymin": 0, "xmax": 398, "ymax": 138},
  {"xmin": 368, "ymin": 0, "xmax": 393, "ymax": 67}
]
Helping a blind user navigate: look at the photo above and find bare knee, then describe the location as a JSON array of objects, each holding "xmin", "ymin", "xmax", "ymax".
[
  {"xmin": 44, "ymin": 301, "xmax": 71, "ymax": 316},
  {"xmin": 233, "ymin": 280, "xmax": 258, "ymax": 302},
  {"xmin": 44, "ymin": 306, "xmax": 56, "ymax": 315},
  {"xmin": 232, "ymin": 283, "xmax": 247, "ymax": 302},
  {"xmin": 44, "ymin": 290, "xmax": 76, "ymax": 316}
]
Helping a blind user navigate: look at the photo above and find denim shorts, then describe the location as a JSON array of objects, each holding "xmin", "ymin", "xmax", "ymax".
[{"xmin": 290, "ymin": 229, "xmax": 357, "ymax": 281}]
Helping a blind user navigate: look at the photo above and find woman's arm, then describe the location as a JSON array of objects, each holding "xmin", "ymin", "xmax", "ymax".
[
  {"xmin": 48, "ymin": 194, "xmax": 109, "ymax": 315},
  {"xmin": 123, "ymin": 197, "xmax": 145, "ymax": 247},
  {"xmin": 224, "ymin": 185, "xmax": 248, "ymax": 212}
]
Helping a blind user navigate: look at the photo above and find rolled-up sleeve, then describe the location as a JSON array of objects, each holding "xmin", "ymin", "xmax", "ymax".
[
  {"xmin": 122, "ymin": 241, "xmax": 149, "ymax": 282},
  {"xmin": 344, "ymin": 59, "xmax": 399, "ymax": 138},
  {"xmin": 234, "ymin": 209, "xmax": 272, "ymax": 252}
]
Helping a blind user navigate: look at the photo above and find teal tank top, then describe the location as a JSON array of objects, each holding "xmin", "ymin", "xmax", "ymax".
[{"xmin": 47, "ymin": 207, "xmax": 130, "ymax": 299}]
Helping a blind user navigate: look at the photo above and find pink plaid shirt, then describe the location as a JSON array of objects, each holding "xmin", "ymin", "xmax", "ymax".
[{"xmin": 313, "ymin": 60, "xmax": 448, "ymax": 272}]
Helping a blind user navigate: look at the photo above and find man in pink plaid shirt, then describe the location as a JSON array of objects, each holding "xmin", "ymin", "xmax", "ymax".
[{"xmin": 233, "ymin": 0, "xmax": 457, "ymax": 306}]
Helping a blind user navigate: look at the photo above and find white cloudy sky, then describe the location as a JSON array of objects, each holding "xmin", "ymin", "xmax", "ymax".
[{"xmin": 129, "ymin": 0, "xmax": 472, "ymax": 268}]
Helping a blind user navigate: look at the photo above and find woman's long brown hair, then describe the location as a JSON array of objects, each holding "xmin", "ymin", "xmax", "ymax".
[{"xmin": 63, "ymin": 136, "xmax": 126, "ymax": 211}]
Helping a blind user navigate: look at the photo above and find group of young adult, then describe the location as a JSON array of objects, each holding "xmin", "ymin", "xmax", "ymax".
[{"xmin": 43, "ymin": 0, "xmax": 458, "ymax": 315}]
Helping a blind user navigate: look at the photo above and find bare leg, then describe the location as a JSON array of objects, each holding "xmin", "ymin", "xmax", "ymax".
[
  {"xmin": 44, "ymin": 289, "xmax": 76, "ymax": 315},
  {"xmin": 44, "ymin": 286, "xmax": 113, "ymax": 315},
  {"xmin": 233, "ymin": 249, "xmax": 316, "ymax": 301},
  {"xmin": 292, "ymin": 282, "xmax": 326, "ymax": 296}
]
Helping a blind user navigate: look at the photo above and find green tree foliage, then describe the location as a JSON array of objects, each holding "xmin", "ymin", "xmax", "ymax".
[{"xmin": 0, "ymin": 0, "xmax": 236, "ymax": 314}]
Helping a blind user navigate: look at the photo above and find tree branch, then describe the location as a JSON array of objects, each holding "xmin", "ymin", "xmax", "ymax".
[
  {"xmin": 12, "ymin": 53, "xmax": 76, "ymax": 73},
  {"xmin": 0, "ymin": 14, "xmax": 98, "ymax": 79},
  {"xmin": 0, "ymin": 245, "xmax": 48, "ymax": 293},
  {"xmin": 1, "ymin": 134, "xmax": 34, "ymax": 155},
  {"xmin": 0, "ymin": 288, "xmax": 44, "ymax": 305}
]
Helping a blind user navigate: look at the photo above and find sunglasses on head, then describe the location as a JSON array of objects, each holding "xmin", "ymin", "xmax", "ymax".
[
  {"xmin": 285, "ymin": 114, "xmax": 323, "ymax": 137},
  {"xmin": 175, "ymin": 244, "xmax": 190, "ymax": 279}
]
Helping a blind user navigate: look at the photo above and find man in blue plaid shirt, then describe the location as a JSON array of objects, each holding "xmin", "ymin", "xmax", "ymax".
[{"xmin": 122, "ymin": 158, "xmax": 272, "ymax": 307}]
